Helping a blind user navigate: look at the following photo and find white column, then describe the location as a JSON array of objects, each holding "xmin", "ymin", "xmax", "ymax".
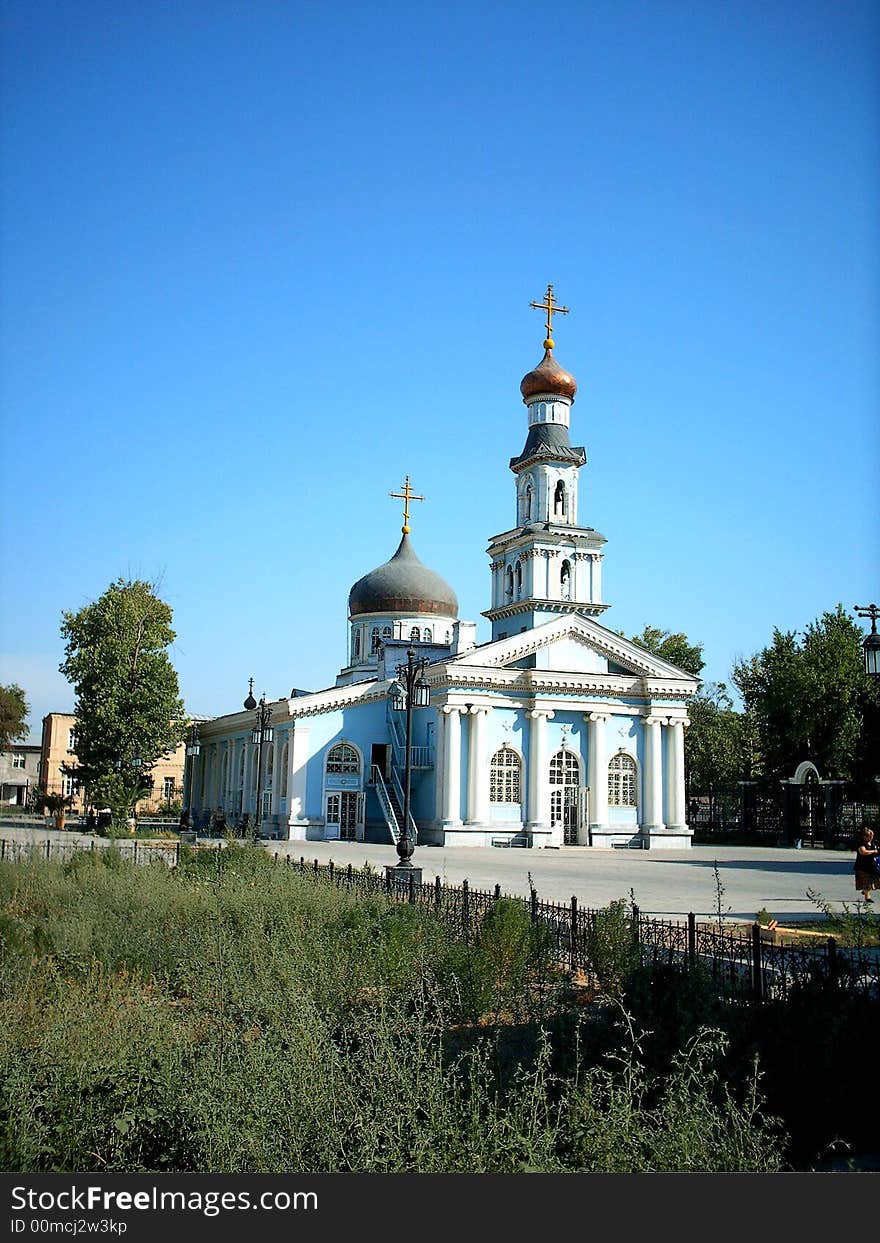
[
  {"xmin": 270, "ymin": 731, "xmax": 283, "ymax": 815},
  {"xmin": 664, "ymin": 717, "xmax": 689, "ymax": 830},
  {"xmin": 441, "ymin": 706, "xmax": 462, "ymax": 826},
  {"xmin": 526, "ymin": 709, "xmax": 554, "ymax": 833},
  {"xmin": 592, "ymin": 554, "xmax": 602, "ymax": 604},
  {"xmin": 466, "ymin": 707, "xmax": 489, "ymax": 824},
  {"xmin": 586, "ymin": 712, "xmax": 609, "ymax": 833},
  {"xmin": 643, "ymin": 716, "xmax": 665, "ymax": 831},
  {"xmin": 287, "ymin": 724, "xmax": 311, "ymax": 836}
]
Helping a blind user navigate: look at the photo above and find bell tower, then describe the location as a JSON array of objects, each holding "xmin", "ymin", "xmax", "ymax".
[{"xmin": 484, "ymin": 286, "xmax": 608, "ymax": 640}]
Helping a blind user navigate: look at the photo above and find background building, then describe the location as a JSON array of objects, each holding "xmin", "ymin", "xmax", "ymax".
[
  {"xmin": 0, "ymin": 744, "xmax": 41, "ymax": 808},
  {"xmin": 39, "ymin": 712, "xmax": 186, "ymax": 816}
]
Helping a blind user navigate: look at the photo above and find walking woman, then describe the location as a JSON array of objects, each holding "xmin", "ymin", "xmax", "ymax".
[{"xmin": 853, "ymin": 826, "xmax": 880, "ymax": 903}]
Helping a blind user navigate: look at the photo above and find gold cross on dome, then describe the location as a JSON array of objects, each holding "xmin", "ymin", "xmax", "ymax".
[
  {"xmin": 529, "ymin": 283, "xmax": 570, "ymax": 349},
  {"xmin": 390, "ymin": 475, "xmax": 425, "ymax": 535}
]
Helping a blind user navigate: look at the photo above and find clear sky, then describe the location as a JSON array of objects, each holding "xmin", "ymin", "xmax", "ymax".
[{"xmin": 1, "ymin": 0, "xmax": 878, "ymax": 743}]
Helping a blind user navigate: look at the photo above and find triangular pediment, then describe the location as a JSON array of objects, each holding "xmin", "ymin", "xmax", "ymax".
[{"xmin": 449, "ymin": 615, "xmax": 698, "ymax": 681}]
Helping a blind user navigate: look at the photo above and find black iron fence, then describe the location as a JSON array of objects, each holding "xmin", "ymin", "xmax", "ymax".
[
  {"xmin": 689, "ymin": 790, "xmax": 878, "ymax": 850},
  {"xmin": 2, "ymin": 838, "xmax": 877, "ymax": 1006}
]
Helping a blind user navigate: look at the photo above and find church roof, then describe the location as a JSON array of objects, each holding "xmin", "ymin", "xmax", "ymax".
[
  {"xmin": 509, "ymin": 421, "xmax": 586, "ymax": 471},
  {"xmin": 348, "ymin": 533, "xmax": 459, "ymax": 618},
  {"xmin": 520, "ymin": 348, "xmax": 577, "ymax": 402}
]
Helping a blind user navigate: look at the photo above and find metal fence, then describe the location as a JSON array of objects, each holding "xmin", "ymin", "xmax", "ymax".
[{"xmin": 2, "ymin": 838, "xmax": 877, "ymax": 1006}]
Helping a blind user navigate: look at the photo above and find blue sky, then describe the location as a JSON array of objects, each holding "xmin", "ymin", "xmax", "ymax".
[{"xmin": 1, "ymin": 0, "xmax": 878, "ymax": 742}]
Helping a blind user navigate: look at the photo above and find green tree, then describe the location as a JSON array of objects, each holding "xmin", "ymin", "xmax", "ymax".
[
  {"xmin": 629, "ymin": 626, "xmax": 705, "ymax": 680},
  {"xmin": 684, "ymin": 683, "xmax": 761, "ymax": 796},
  {"xmin": 732, "ymin": 605, "xmax": 879, "ymax": 792},
  {"xmin": 0, "ymin": 684, "xmax": 29, "ymax": 751},
  {"xmin": 59, "ymin": 579, "xmax": 186, "ymax": 821}
]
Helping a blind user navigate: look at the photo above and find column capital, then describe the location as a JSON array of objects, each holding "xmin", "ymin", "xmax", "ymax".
[
  {"xmin": 644, "ymin": 715, "xmax": 668, "ymax": 727},
  {"xmin": 585, "ymin": 711, "xmax": 608, "ymax": 723},
  {"xmin": 528, "ymin": 708, "xmax": 555, "ymax": 720},
  {"xmin": 466, "ymin": 704, "xmax": 490, "ymax": 716},
  {"xmin": 442, "ymin": 704, "xmax": 464, "ymax": 716}
]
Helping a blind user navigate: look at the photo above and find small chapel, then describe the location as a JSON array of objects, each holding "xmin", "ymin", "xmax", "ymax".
[{"xmin": 188, "ymin": 288, "xmax": 699, "ymax": 849}]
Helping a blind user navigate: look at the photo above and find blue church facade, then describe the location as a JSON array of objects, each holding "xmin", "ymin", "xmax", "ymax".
[{"xmin": 188, "ymin": 298, "xmax": 699, "ymax": 850}]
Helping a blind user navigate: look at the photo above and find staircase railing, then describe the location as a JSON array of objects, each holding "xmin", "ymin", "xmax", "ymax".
[
  {"xmin": 390, "ymin": 767, "xmax": 419, "ymax": 842},
  {"xmin": 371, "ymin": 765, "xmax": 400, "ymax": 845}
]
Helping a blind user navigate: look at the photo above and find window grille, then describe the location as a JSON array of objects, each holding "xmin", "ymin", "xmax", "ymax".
[
  {"xmin": 608, "ymin": 752, "xmax": 637, "ymax": 807},
  {"xmin": 326, "ymin": 743, "xmax": 360, "ymax": 774},
  {"xmin": 490, "ymin": 746, "xmax": 521, "ymax": 803}
]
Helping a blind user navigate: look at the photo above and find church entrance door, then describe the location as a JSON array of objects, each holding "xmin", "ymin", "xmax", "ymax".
[
  {"xmin": 549, "ymin": 750, "xmax": 581, "ymax": 845},
  {"xmin": 329, "ymin": 791, "xmax": 358, "ymax": 840}
]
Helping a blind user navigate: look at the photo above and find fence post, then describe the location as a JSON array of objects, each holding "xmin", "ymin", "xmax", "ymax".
[
  {"xmin": 313, "ymin": 858, "xmax": 319, "ymax": 876},
  {"xmin": 45, "ymin": 838, "xmax": 51, "ymax": 861},
  {"xmin": 175, "ymin": 840, "xmax": 180, "ymax": 867},
  {"xmin": 1, "ymin": 840, "xmax": 5, "ymax": 860},
  {"xmin": 347, "ymin": 862, "xmax": 352, "ymax": 885},
  {"xmin": 530, "ymin": 888, "xmax": 538, "ymax": 924},
  {"xmin": 408, "ymin": 872, "xmax": 415, "ymax": 904},
  {"xmin": 687, "ymin": 912, "xmax": 696, "ymax": 966},
  {"xmin": 494, "ymin": 883, "xmax": 501, "ymax": 901},
  {"xmin": 751, "ymin": 922, "xmax": 764, "ymax": 1003},
  {"xmin": 274, "ymin": 852, "xmax": 278, "ymax": 863},
  {"xmin": 462, "ymin": 879, "xmax": 469, "ymax": 932},
  {"xmin": 134, "ymin": 840, "xmax": 138, "ymax": 865},
  {"xmin": 329, "ymin": 860, "xmax": 334, "ymax": 884},
  {"xmin": 435, "ymin": 875, "xmax": 442, "ymax": 909},
  {"xmin": 570, "ymin": 895, "xmax": 578, "ymax": 972},
  {"xmin": 631, "ymin": 903, "xmax": 640, "ymax": 945},
  {"xmin": 827, "ymin": 936, "xmax": 838, "ymax": 986}
]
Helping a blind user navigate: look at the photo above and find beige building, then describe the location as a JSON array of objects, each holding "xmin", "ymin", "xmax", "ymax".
[{"xmin": 39, "ymin": 713, "xmax": 186, "ymax": 816}]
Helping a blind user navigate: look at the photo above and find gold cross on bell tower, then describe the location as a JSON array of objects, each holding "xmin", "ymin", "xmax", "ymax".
[
  {"xmin": 529, "ymin": 283, "xmax": 570, "ymax": 350},
  {"xmin": 390, "ymin": 475, "xmax": 425, "ymax": 535}
]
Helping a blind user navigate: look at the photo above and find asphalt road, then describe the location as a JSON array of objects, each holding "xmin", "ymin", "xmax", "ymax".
[{"xmin": 1, "ymin": 823, "xmax": 862, "ymax": 924}]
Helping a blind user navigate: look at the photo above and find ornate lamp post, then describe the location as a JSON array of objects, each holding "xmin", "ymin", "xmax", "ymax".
[
  {"xmin": 180, "ymin": 722, "xmax": 200, "ymax": 832},
  {"xmin": 855, "ymin": 604, "xmax": 880, "ymax": 677},
  {"xmin": 251, "ymin": 694, "xmax": 274, "ymax": 840},
  {"xmin": 386, "ymin": 647, "xmax": 430, "ymax": 886}
]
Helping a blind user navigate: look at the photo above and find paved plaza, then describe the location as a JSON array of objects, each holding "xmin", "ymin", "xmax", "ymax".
[{"xmin": 0, "ymin": 823, "xmax": 863, "ymax": 924}]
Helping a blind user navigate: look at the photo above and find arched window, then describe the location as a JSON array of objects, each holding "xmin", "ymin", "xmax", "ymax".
[
  {"xmin": 608, "ymin": 752, "xmax": 637, "ymax": 807},
  {"xmin": 352, "ymin": 630, "xmax": 360, "ymax": 660},
  {"xmin": 370, "ymin": 627, "xmax": 381, "ymax": 654},
  {"xmin": 524, "ymin": 483, "xmax": 532, "ymax": 521},
  {"xmin": 560, "ymin": 559, "xmax": 571, "ymax": 601},
  {"xmin": 514, "ymin": 561, "xmax": 522, "ymax": 598},
  {"xmin": 549, "ymin": 749, "xmax": 579, "ymax": 787},
  {"xmin": 326, "ymin": 743, "xmax": 360, "ymax": 775},
  {"xmin": 410, "ymin": 626, "xmax": 421, "ymax": 642},
  {"xmin": 505, "ymin": 566, "xmax": 513, "ymax": 600},
  {"xmin": 280, "ymin": 740, "xmax": 289, "ymax": 798},
  {"xmin": 423, "ymin": 627, "xmax": 433, "ymax": 642},
  {"xmin": 490, "ymin": 746, "xmax": 522, "ymax": 804},
  {"xmin": 539, "ymin": 403, "xmax": 546, "ymax": 419},
  {"xmin": 382, "ymin": 625, "xmax": 392, "ymax": 640},
  {"xmin": 554, "ymin": 480, "xmax": 566, "ymax": 517}
]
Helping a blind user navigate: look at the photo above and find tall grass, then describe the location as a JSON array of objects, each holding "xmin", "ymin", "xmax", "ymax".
[{"xmin": 0, "ymin": 847, "xmax": 786, "ymax": 1173}]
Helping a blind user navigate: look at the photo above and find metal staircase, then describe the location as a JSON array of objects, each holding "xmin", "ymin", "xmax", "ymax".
[{"xmin": 371, "ymin": 765, "xmax": 401, "ymax": 846}]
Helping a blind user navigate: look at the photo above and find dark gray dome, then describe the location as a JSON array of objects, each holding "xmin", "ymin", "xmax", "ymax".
[{"xmin": 348, "ymin": 534, "xmax": 459, "ymax": 619}]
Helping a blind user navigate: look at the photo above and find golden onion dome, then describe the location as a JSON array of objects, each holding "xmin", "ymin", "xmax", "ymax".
[{"xmin": 520, "ymin": 348, "xmax": 577, "ymax": 403}]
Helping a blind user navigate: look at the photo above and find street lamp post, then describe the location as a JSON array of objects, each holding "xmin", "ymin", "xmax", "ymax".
[
  {"xmin": 251, "ymin": 694, "xmax": 274, "ymax": 840},
  {"xmin": 855, "ymin": 604, "xmax": 880, "ymax": 677},
  {"xmin": 386, "ymin": 647, "xmax": 430, "ymax": 886},
  {"xmin": 180, "ymin": 722, "xmax": 201, "ymax": 832}
]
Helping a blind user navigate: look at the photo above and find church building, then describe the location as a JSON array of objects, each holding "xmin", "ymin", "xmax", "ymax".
[{"xmin": 188, "ymin": 289, "xmax": 698, "ymax": 849}]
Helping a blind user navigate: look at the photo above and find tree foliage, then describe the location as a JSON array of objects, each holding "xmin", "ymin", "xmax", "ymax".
[
  {"xmin": 684, "ymin": 683, "xmax": 761, "ymax": 795},
  {"xmin": 629, "ymin": 626, "xmax": 705, "ymax": 679},
  {"xmin": 0, "ymin": 684, "xmax": 29, "ymax": 751},
  {"xmin": 732, "ymin": 605, "xmax": 880, "ymax": 792},
  {"xmin": 59, "ymin": 579, "xmax": 186, "ymax": 819}
]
